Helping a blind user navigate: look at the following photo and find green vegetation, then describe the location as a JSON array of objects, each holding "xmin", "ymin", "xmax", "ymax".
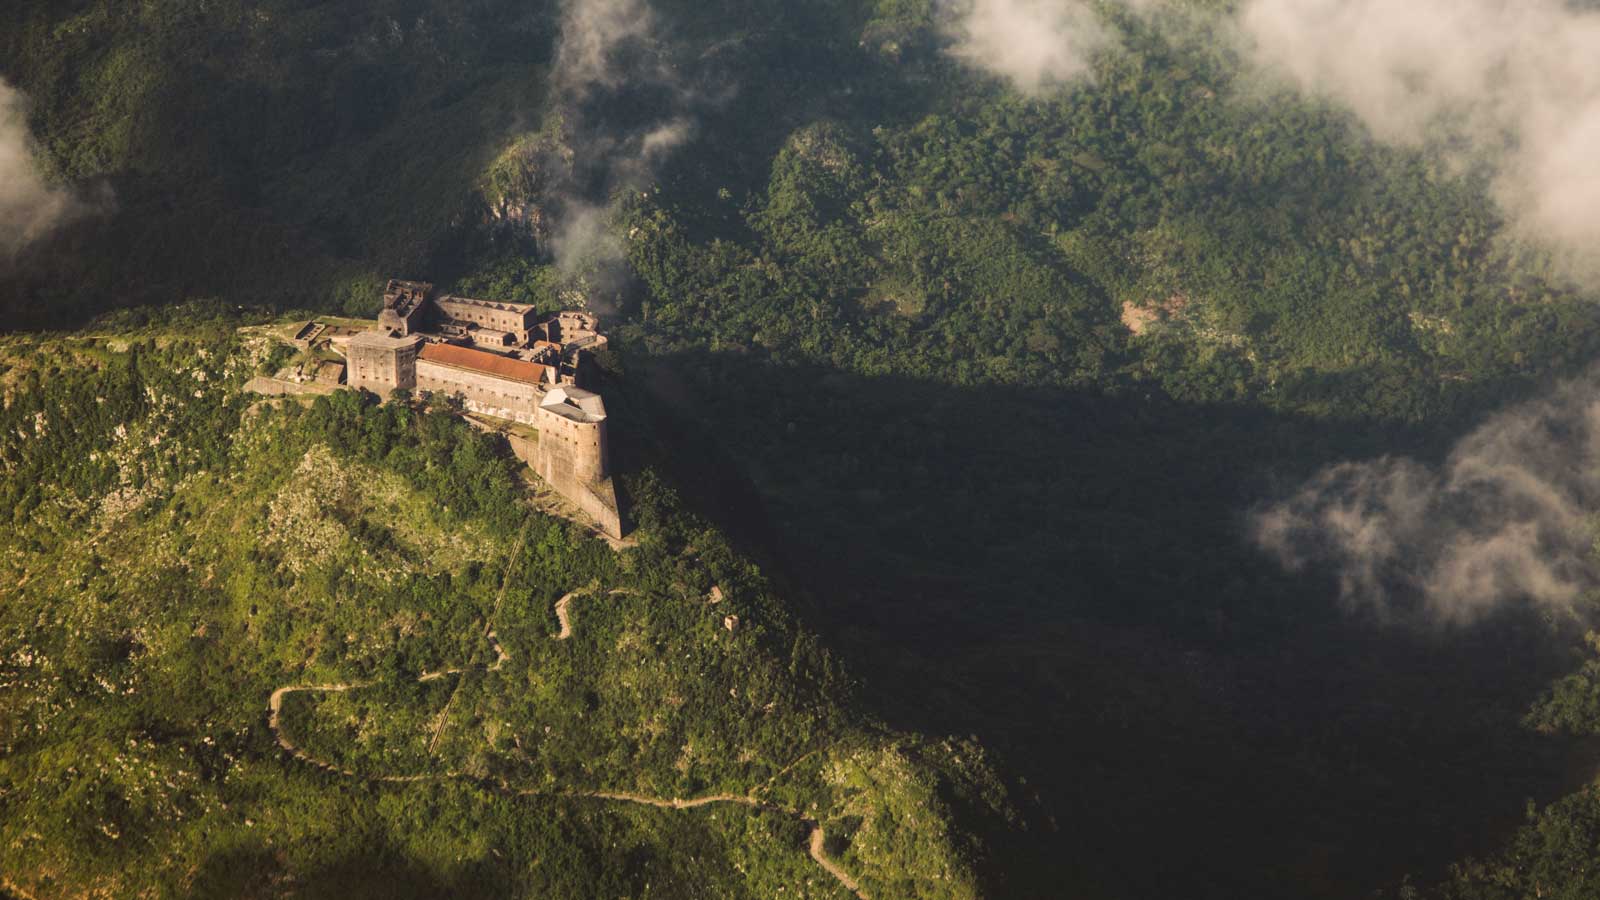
[
  {"xmin": 10, "ymin": 1, "xmax": 1600, "ymax": 898},
  {"xmin": 10, "ymin": 0, "xmax": 1598, "ymax": 415},
  {"xmin": 1436, "ymin": 786, "xmax": 1600, "ymax": 900},
  {"xmin": 0, "ymin": 330, "xmax": 1007, "ymax": 898},
  {"xmin": 1420, "ymin": 630, "xmax": 1600, "ymax": 900}
]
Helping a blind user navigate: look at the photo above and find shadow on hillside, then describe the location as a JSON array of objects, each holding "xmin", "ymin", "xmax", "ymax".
[
  {"xmin": 611, "ymin": 349, "xmax": 1600, "ymax": 900},
  {"xmin": 0, "ymin": 3, "xmax": 937, "ymax": 334},
  {"xmin": 188, "ymin": 837, "xmax": 496, "ymax": 900}
]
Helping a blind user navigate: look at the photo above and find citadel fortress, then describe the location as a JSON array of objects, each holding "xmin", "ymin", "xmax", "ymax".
[{"xmin": 260, "ymin": 279, "xmax": 622, "ymax": 538}]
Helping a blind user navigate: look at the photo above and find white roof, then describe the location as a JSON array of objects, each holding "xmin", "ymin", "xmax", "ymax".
[{"xmin": 541, "ymin": 386, "xmax": 607, "ymax": 423}]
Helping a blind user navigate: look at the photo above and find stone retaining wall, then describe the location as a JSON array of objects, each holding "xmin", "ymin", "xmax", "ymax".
[{"xmin": 505, "ymin": 429, "xmax": 623, "ymax": 539}]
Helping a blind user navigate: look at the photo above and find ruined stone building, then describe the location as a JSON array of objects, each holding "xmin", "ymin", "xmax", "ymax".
[{"xmin": 340, "ymin": 279, "xmax": 620, "ymax": 537}]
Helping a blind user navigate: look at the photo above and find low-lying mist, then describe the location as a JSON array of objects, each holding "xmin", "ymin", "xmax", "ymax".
[
  {"xmin": 0, "ymin": 79, "xmax": 93, "ymax": 261},
  {"xmin": 1255, "ymin": 374, "xmax": 1600, "ymax": 624},
  {"xmin": 542, "ymin": 0, "xmax": 709, "ymax": 299},
  {"xmin": 1242, "ymin": 0, "xmax": 1600, "ymax": 285},
  {"xmin": 942, "ymin": 0, "xmax": 1600, "ymax": 286}
]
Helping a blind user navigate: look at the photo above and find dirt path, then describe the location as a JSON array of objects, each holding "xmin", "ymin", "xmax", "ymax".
[
  {"xmin": 810, "ymin": 825, "xmax": 867, "ymax": 897},
  {"xmin": 758, "ymin": 746, "xmax": 824, "ymax": 795},
  {"xmin": 267, "ymin": 683, "xmax": 453, "ymax": 782},
  {"xmin": 579, "ymin": 789, "xmax": 767, "ymax": 810},
  {"xmin": 552, "ymin": 588, "xmax": 634, "ymax": 641},
  {"xmin": 551, "ymin": 590, "xmax": 583, "ymax": 640},
  {"xmin": 569, "ymin": 790, "xmax": 866, "ymax": 897},
  {"xmin": 266, "ymin": 576, "xmax": 869, "ymax": 899}
]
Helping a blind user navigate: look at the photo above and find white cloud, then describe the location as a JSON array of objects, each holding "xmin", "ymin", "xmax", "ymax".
[
  {"xmin": 1239, "ymin": 0, "xmax": 1600, "ymax": 280},
  {"xmin": 0, "ymin": 79, "xmax": 83, "ymax": 259},
  {"xmin": 943, "ymin": 0, "xmax": 1110, "ymax": 93},
  {"xmin": 553, "ymin": 0, "xmax": 657, "ymax": 95},
  {"xmin": 545, "ymin": 0, "xmax": 700, "ymax": 286},
  {"xmin": 1254, "ymin": 374, "xmax": 1600, "ymax": 623}
]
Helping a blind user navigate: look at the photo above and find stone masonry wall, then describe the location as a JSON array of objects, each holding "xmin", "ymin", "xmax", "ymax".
[
  {"xmin": 348, "ymin": 340, "xmax": 418, "ymax": 395},
  {"xmin": 534, "ymin": 408, "xmax": 609, "ymax": 482},
  {"xmin": 434, "ymin": 298, "xmax": 537, "ymax": 338},
  {"xmin": 415, "ymin": 360, "xmax": 542, "ymax": 423},
  {"xmin": 505, "ymin": 429, "xmax": 623, "ymax": 538}
]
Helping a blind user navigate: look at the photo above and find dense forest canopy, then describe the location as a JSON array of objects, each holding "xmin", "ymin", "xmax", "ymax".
[{"xmin": 9, "ymin": 0, "xmax": 1600, "ymax": 897}]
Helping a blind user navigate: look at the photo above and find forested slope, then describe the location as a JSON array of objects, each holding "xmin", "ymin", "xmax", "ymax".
[
  {"xmin": 8, "ymin": 1, "xmax": 1600, "ymax": 898},
  {"xmin": 0, "ymin": 326, "xmax": 1012, "ymax": 898}
]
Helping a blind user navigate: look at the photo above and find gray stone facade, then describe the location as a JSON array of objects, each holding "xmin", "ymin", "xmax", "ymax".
[
  {"xmin": 378, "ymin": 280, "xmax": 430, "ymax": 336},
  {"xmin": 347, "ymin": 331, "xmax": 422, "ymax": 396},
  {"xmin": 432, "ymin": 296, "xmax": 539, "ymax": 345}
]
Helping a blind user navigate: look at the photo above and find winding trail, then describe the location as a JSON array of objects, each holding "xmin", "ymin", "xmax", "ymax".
[
  {"xmin": 266, "ymin": 580, "xmax": 868, "ymax": 898},
  {"xmin": 486, "ymin": 630, "xmax": 509, "ymax": 671},
  {"xmin": 551, "ymin": 590, "xmax": 582, "ymax": 640},
  {"xmin": 267, "ymin": 683, "xmax": 455, "ymax": 782},
  {"xmin": 810, "ymin": 826, "xmax": 866, "ymax": 897},
  {"xmin": 269, "ymin": 678, "xmax": 866, "ymax": 897},
  {"xmin": 553, "ymin": 588, "xmax": 635, "ymax": 641},
  {"xmin": 566, "ymin": 790, "xmax": 865, "ymax": 897}
]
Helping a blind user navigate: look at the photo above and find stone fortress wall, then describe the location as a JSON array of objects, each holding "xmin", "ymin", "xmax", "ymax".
[
  {"xmin": 530, "ymin": 387, "xmax": 618, "ymax": 538},
  {"xmin": 413, "ymin": 343, "xmax": 552, "ymax": 423},
  {"xmin": 413, "ymin": 360, "xmax": 540, "ymax": 421},
  {"xmin": 432, "ymin": 296, "xmax": 539, "ymax": 344},
  {"xmin": 347, "ymin": 331, "xmax": 422, "ymax": 395},
  {"xmin": 506, "ymin": 426, "xmax": 619, "ymax": 540},
  {"xmin": 335, "ymin": 279, "xmax": 622, "ymax": 538},
  {"xmin": 536, "ymin": 395, "xmax": 609, "ymax": 483}
]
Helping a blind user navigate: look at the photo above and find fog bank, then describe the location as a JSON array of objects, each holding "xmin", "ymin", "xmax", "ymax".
[
  {"xmin": 1240, "ymin": 0, "xmax": 1600, "ymax": 280},
  {"xmin": 547, "ymin": 0, "xmax": 698, "ymax": 287},
  {"xmin": 0, "ymin": 80, "xmax": 84, "ymax": 259},
  {"xmin": 1255, "ymin": 375, "xmax": 1600, "ymax": 624},
  {"xmin": 942, "ymin": 0, "xmax": 1109, "ymax": 93}
]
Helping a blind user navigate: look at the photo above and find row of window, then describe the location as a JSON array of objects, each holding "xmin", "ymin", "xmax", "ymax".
[
  {"xmin": 444, "ymin": 306, "xmax": 527, "ymax": 330},
  {"xmin": 418, "ymin": 373, "xmax": 534, "ymax": 406}
]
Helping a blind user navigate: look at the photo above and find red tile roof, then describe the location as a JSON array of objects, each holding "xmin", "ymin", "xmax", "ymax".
[{"xmin": 418, "ymin": 343, "xmax": 550, "ymax": 384}]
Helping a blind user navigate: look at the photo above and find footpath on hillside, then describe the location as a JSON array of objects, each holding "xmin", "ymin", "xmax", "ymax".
[{"xmin": 266, "ymin": 542, "xmax": 868, "ymax": 898}]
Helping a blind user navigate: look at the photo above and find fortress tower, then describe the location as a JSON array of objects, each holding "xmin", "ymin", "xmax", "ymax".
[
  {"xmin": 378, "ymin": 280, "xmax": 431, "ymax": 336},
  {"xmin": 535, "ymin": 387, "xmax": 610, "ymax": 483},
  {"xmin": 346, "ymin": 331, "xmax": 423, "ymax": 396}
]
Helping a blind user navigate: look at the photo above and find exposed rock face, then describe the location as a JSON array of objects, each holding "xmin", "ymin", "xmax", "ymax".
[
  {"xmin": 478, "ymin": 131, "xmax": 575, "ymax": 247},
  {"xmin": 485, "ymin": 196, "xmax": 550, "ymax": 244}
]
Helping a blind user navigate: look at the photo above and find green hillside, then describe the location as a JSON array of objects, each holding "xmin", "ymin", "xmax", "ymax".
[
  {"xmin": 9, "ymin": 1, "xmax": 1600, "ymax": 898},
  {"xmin": 0, "ymin": 328, "xmax": 1009, "ymax": 898}
]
